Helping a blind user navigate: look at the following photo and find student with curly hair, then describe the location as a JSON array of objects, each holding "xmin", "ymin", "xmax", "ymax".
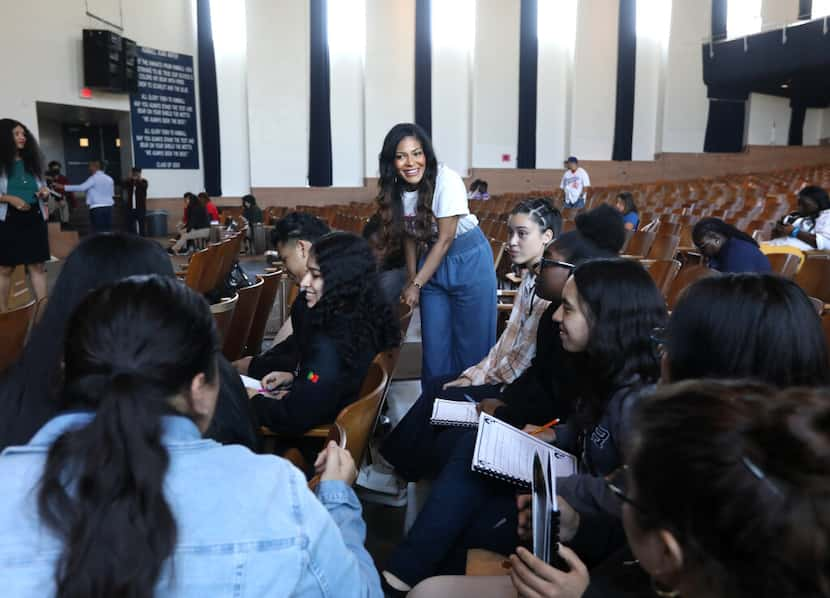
[
  {"xmin": 0, "ymin": 119, "xmax": 51, "ymax": 312},
  {"xmin": 376, "ymin": 123, "xmax": 497, "ymax": 383},
  {"xmin": 249, "ymin": 232, "xmax": 400, "ymax": 434}
]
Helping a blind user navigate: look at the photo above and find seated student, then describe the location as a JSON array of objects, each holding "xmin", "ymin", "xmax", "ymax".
[
  {"xmin": 614, "ymin": 191, "xmax": 639, "ymax": 231},
  {"xmin": 199, "ymin": 191, "xmax": 220, "ymax": 223},
  {"xmin": 410, "ymin": 382, "xmax": 830, "ymax": 598},
  {"xmin": 379, "ymin": 207, "xmax": 621, "ymax": 483},
  {"xmin": 248, "ymin": 232, "xmax": 399, "ymax": 434},
  {"xmin": 468, "ymin": 179, "xmax": 490, "ymax": 201},
  {"xmin": 0, "ymin": 275, "xmax": 382, "ymax": 597},
  {"xmin": 169, "ymin": 193, "xmax": 211, "ymax": 255},
  {"xmin": 409, "ymin": 272, "xmax": 830, "ymax": 598},
  {"xmin": 765, "ymin": 184, "xmax": 830, "ymax": 251},
  {"xmin": 363, "ymin": 213, "xmax": 408, "ymax": 306},
  {"xmin": 241, "ymin": 193, "xmax": 262, "ymax": 225},
  {"xmin": 692, "ymin": 217, "xmax": 771, "ymax": 274},
  {"xmin": 380, "ymin": 259, "xmax": 667, "ymax": 594},
  {"xmin": 0, "ymin": 234, "xmax": 257, "ymax": 452},
  {"xmin": 233, "ymin": 211, "xmax": 330, "ymax": 378},
  {"xmin": 174, "ymin": 192, "xmax": 196, "ymax": 231}
]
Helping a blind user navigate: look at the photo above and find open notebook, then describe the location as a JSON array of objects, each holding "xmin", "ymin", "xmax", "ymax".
[
  {"xmin": 472, "ymin": 413, "xmax": 577, "ymax": 487},
  {"xmin": 430, "ymin": 398, "xmax": 479, "ymax": 427}
]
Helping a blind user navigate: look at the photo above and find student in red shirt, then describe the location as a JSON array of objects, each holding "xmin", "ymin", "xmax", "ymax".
[{"xmin": 199, "ymin": 192, "xmax": 220, "ymax": 223}]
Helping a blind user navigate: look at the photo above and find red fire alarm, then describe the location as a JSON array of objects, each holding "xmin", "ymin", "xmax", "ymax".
[
  {"xmin": 501, "ymin": 153, "xmax": 511, "ymax": 163},
  {"xmin": 80, "ymin": 88, "xmax": 93, "ymax": 99}
]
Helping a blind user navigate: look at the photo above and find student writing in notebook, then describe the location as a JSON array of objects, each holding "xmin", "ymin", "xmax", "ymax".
[{"xmin": 380, "ymin": 258, "xmax": 665, "ymax": 594}]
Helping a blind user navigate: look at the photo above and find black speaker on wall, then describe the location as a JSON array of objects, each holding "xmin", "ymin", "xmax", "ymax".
[
  {"xmin": 121, "ymin": 37, "xmax": 138, "ymax": 94},
  {"xmin": 83, "ymin": 29, "xmax": 124, "ymax": 92}
]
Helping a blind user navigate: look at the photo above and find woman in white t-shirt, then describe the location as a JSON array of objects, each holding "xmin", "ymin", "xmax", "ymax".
[
  {"xmin": 376, "ymin": 123, "xmax": 497, "ymax": 382},
  {"xmin": 765, "ymin": 185, "xmax": 830, "ymax": 251}
]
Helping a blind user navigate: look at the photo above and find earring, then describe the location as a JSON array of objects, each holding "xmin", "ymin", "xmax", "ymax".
[{"xmin": 651, "ymin": 579, "xmax": 680, "ymax": 597}]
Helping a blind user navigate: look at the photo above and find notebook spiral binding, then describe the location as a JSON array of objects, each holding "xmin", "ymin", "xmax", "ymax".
[{"xmin": 430, "ymin": 418, "xmax": 478, "ymax": 428}]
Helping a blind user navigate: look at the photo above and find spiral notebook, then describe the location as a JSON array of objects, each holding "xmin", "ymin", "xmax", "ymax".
[
  {"xmin": 471, "ymin": 413, "xmax": 577, "ymax": 487},
  {"xmin": 430, "ymin": 398, "xmax": 479, "ymax": 427}
]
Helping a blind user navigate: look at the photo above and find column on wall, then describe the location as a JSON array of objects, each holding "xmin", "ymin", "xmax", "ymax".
[
  {"xmin": 210, "ymin": 0, "xmax": 251, "ymax": 196},
  {"xmin": 535, "ymin": 0, "xmax": 576, "ymax": 168},
  {"xmin": 430, "ymin": 0, "xmax": 475, "ymax": 174},
  {"xmin": 472, "ymin": 0, "xmax": 521, "ymax": 169},
  {"xmin": 631, "ymin": 0, "xmax": 672, "ymax": 160},
  {"xmin": 569, "ymin": 0, "xmax": 620, "ymax": 160},
  {"xmin": 363, "ymin": 0, "xmax": 415, "ymax": 179},
  {"xmin": 246, "ymin": 0, "xmax": 310, "ymax": 187},
  {"xmin": 329, "ymin": 0, "xmax": 366, "ymax": 186},
  {"xmin": 661, "ymin": 0, "xmax": 710, "ymax": 152}
]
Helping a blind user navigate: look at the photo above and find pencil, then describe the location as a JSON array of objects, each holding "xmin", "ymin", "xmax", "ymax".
[{"xmin": 530, "ymin": 418, "xmax": 560, "ymax": 435}]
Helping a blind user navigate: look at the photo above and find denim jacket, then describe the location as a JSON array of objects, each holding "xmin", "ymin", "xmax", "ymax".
[{"xmin": 0, "ymin": 413, "xmax": 382, "ymax": 597}]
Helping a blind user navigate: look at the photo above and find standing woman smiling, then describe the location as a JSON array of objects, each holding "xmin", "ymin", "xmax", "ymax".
[
  {"xmin": 0, "ymin": 119, "xmax": 51, "ymax": 312},
  {"xmin": 377, "ymin": 123, "xmax": 497, "ymax": 381}
]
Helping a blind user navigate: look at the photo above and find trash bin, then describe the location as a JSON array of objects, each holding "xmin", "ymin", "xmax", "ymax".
[{"xmin": 145, "ymin": 210, "xmax": 169, "ymax": 238}]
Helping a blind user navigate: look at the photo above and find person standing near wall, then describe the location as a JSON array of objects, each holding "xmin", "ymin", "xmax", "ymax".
[
  {"xmin": 44, "ymin": 161, "xmax": 71, "ymax": 224},
  {"xmin": 0, "ymin": 119, "xmax": 51, "ymax": 312},
  {"xmin": 376, "ymin": 123, "xmax": 497, "ymax": 383},
  {"xmin": 55, "ymin": 160, "xmax": 114, "ymax": 234},
  {"xmin": 560, "ymin": 156, "xmax": 591, "ymax": 209},
  {"xmin": 123, "ymin": 167, "xmax": 148, "ymax": 236}
]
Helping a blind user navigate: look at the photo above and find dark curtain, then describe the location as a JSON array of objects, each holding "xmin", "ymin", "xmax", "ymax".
[
  {"xmin": 414, "ymin": 0, "xmax": 432, "ymax": 135},
  {"xmin": 612, "ymin": 0, "xmax": 636, "ymax": 161},
  {"xmin": 517, "ymin": 0, "xmax": 538, "ymax": 168},
  {"xmin": 799, "ymin": 0, "xmax": 813, "ymax": 20},
  {"xmin": 788, "ymin": 103, "xmax": 807, "ymax": 146},
  {"xmin": 712, "ymin": 0, "xmax": 728, "ymax": 41},
  {"xmin": 308, "ymin": 0, "xmax": 333, "ymax": 187},
  {"xmin": 196, "ymin": 0, "xmax": 221, "ymax": 196},
  {"xmin": 703, "ymin": 99, "xmax": 746, "ymax": 152}
]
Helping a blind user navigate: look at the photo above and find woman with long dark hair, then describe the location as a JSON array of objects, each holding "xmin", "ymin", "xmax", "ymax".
[
  {"xmin": 376, "ymin": 123, "xmax": 497, "ymax": 382},
  {"xmin": 380, "ymin": 259, "xmax": 667, "ymax": 593},
  {"xmin": 0, "ymin": 275, "xmax": 383, "ymax": 596},
  {"xmin": 692, "ymin": 217, "xmax": 771, "ymax": 273},
  {"xmin": 169, "ymin": 193, "xmax": 210, "ymax": 255},
  {"xmin": 0, "ymin": 119, "xmax": 51, "ymax": 312},
  {"xmin": 767, "ymin": 184, "xmax": 830, "ymax": 250},
  {"xmin": 614, "ymin": 191, "xmax": 639, "ymax": 231},
  {"xmin": 0, "ymin": 233, "xmax": 257, "ymax": 452},
  {"xmin": 249, "ymin": 232, "xmax": 399, "ymax": 434}
]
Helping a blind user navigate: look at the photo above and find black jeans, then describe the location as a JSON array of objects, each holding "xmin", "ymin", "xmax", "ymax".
[
  {"xmin": 380, "ymin": 373, "xmax": 501, "ymax": 481},
  {"xmin": 126, "ymin": 208, "xmax": 146, "ymax": 236}
]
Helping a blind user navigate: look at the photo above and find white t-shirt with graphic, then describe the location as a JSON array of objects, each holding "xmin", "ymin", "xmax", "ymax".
[
  {"xmin": 560, "ymin": 167, "xmax": 591, "ymax": 205},
  {"xmin": 402, "ymin": 164, "xmax": 478, "ymax": 238}
]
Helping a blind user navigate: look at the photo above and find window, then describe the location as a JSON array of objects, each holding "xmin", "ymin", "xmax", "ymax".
[
  {"xmin": 727, "ymin": 0, "xmax": 762, "ymax": 38},
  {"xmin": 813, "ymin": 0, "xmax": 830, "ymax": 18},
  {"xmin": 327, "ymin": 0, "xmax": 366, "ymax": 58},
  {"xmin": 432, "ymin": 0, "xmax": 475, "ymax": 51},
  {"xmin": 637, "ymin": 0, "xmax": 672, "ymax": 45}
]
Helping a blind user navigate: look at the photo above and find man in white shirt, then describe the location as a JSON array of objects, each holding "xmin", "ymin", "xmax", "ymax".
[
  {"xmin": 560, "ymin": 156, "xmax": 591, "ymax": 209},
  {"xmin": 56, "ymin": 161, "xmax": 115, "ymax": 233}
]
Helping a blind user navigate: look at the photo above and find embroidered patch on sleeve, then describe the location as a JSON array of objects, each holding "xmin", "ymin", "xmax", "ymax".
[{"xmin": 307, "ymin": 371, "xmax": 320, "ymax": 384}]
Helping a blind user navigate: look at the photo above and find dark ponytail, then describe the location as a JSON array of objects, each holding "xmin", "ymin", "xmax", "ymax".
[{"xmin": 38, "ymin": 276, "xmax": 218, "ymax": 598}]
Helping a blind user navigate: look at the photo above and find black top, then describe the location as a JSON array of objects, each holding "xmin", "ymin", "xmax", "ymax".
[
  {"xmin": 494, "ymin": 302, "xmax": 574, "ymax": 427},
  {"xmin": 186, "ymin": 202, "xmax": 210, "ymax": 231},
  {"xmin": 249, "ymin": 329, "xmax": 377, "ymax": 434},
  {"xmin": 248, "ymin": 292, "xmax": 310, "ymax": 379}
]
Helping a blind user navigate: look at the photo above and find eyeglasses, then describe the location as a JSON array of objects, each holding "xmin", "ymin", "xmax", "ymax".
[
  {"xmin": 604, "ymin": 466, "xmax": 649, "ymax": 514},
  {"xmin": 533, "ymin": 257, "xmax": 576, "ymax": 275}
]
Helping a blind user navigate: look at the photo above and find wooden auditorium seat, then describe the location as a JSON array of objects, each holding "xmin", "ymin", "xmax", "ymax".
[
  {"xmin": 666, "ymin": 264, "xmax": 717, "ymax": 311},
  {"xmin": 766, "ymin": 252, "xmax": 801, "ymax": 279},
  {"xmin": 622, "ymin": 231, "xmax": 657, "ymax": 259},
  {"xmin": 795, "ymin": 252, "xmax": 830, "ymax": 304},
  {"xmin": 646, "ymin": 234, "xmax": 680, "ymax": 261},
  {"xmin": 243, "ymin": 270, "xmax": 284, "ymax": 357},
  {"xmin": 640, "ymin": 259, "xmax": 682, "ymax": 298},
  {"xmin": 210, "ymin": 293, "xmax": 238, "ymax": 343},
  {"xmin": 222, "ymin": 276, "xmax": 265, "ymax": 361},
  {"xmin": 0, "ymin": 299, "xmax": 37, "ymax": 374}
]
